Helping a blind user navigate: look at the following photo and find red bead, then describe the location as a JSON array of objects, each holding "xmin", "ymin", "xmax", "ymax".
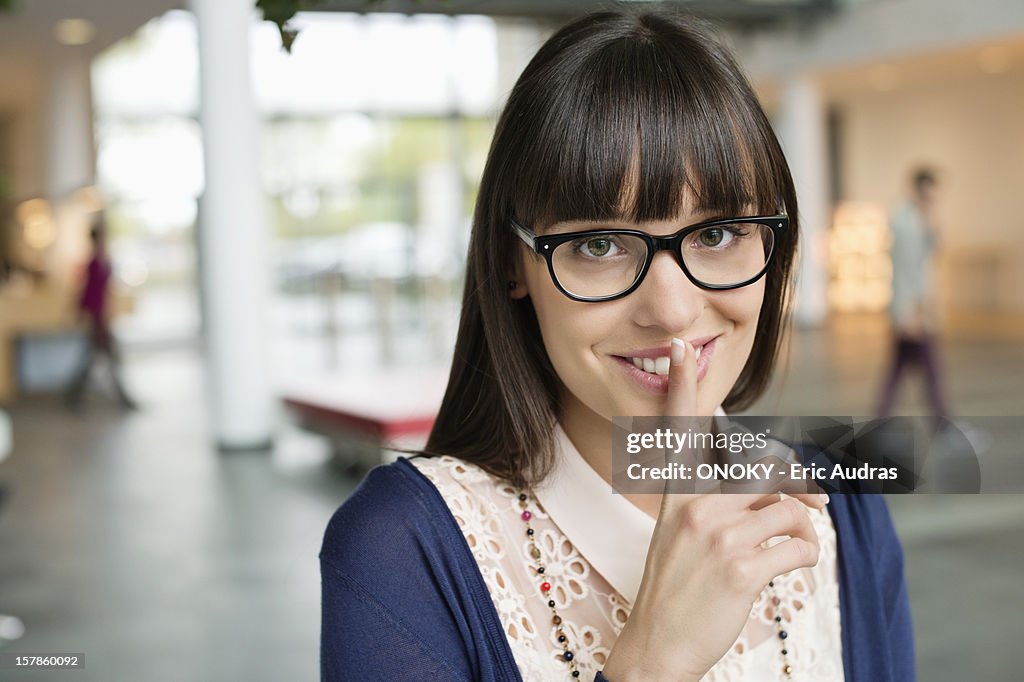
[
  {"xmin": 521, "ymin": 510, "xmax": 532, "ymax": 521},
  {"xmin": 540, "ymin": 581, "xmax": 551, "ymax": 592}
]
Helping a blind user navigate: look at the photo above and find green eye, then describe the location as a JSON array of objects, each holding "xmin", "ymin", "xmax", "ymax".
[
  {"xmin": 698, "ymin": 229, "xmax": 724, "ymax": 247},
  {"xmin": 586, "ymin": 239, "xmax": 611, "ymax": 257}
]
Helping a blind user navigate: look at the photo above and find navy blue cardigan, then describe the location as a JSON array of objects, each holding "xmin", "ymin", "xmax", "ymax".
[{"xmin": 320, "ymin": 456, "xmax": 915, "ymax": 681}]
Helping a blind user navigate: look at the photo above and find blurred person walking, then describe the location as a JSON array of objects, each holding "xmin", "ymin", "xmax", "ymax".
[
  {"xmin": 64, "ymin": 214, "xmax": 138, "ymax": 412},
  {"xmin": 875, "ymin": 167, "xmax": 950, "ymax": 419}
]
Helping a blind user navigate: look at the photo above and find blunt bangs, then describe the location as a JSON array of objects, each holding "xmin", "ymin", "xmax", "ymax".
[{"xmin": 507, "ymin": 13, "xmax": 788, "ymax": 229}]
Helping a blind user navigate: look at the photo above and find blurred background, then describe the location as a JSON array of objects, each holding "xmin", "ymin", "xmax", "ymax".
[{"xmin": 0, "ymin": 0, "xmax": 1021, "ymax": 680}]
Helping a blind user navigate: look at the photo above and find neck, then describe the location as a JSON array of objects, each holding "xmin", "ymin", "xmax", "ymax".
[{"xmin": 559, "ymin": 395, "xmax": 664, "ymax": 522}]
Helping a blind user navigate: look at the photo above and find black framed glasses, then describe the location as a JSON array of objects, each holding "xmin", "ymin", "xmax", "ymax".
[{"xmin": 511, "ymin": 215, "xmax": 788, "ymax": 302}]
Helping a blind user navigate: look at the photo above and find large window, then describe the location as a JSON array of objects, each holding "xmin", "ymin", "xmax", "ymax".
[{"xmin": 93, "ymin": 10, "xmax": 499, "ymax": 368}]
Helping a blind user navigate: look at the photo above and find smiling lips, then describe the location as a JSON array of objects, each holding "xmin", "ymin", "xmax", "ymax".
[{"xmin": 613, "ymin": 335, "xmax": 719, "ymax": 392}]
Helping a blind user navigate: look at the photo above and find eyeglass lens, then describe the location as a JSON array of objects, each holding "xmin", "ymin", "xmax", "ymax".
[{"xmin": 550, "ymin": 223, "xmax": 775, "ymax": 298}]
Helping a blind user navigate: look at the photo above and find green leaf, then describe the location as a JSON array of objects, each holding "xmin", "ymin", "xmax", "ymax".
[
  {"xmin": 257, "ymin": 0, "xmax": 453, "ymax": 53},
  {"xmin": 256, "ymin": 0, "xmax": 322, "ymax": 53}
]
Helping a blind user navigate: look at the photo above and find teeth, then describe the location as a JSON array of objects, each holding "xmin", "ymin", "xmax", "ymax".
[
  {"xmin": 627, "ymin": 342, "xmax": 708, "ymax": 377},
  {"xmin": 629, "ymin": 356, "xmax": 671, "ymax": 376},
  {"xmin": 654, "ymin": 357, "xmax": 670, "ymax": 376}
]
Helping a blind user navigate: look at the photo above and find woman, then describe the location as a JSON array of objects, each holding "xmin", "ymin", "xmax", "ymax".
[
  {"xmin": 64, "ymin": 214, "xmax": 139, "ymax": 411},
  {"xmin": 320, "ymin": 11, "xmax": 914, "ymax": 682}
]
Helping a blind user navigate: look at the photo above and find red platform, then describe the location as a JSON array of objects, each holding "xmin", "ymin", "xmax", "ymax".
[{"xmin": 280, "ymin": 365, "xmax": 450, "ymax": 467}]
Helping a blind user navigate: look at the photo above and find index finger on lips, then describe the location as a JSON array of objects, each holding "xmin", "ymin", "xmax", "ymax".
[
  {"xmin": 659, "ymin": 338, "xmax": 699, "ymax": 499},
  {"xmin": 666, "ymin": 337, "xmax": 697, "ymax": 418}
]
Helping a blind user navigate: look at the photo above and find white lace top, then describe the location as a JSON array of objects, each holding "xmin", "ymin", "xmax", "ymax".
[{"xmin": 409, "ymin": 420, "xmax": 844, "ymax": 681}]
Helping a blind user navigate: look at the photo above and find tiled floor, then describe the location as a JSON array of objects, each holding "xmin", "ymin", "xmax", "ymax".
[
  {"xmin": 0, "ymin": 349, "xmax": 352, "ymax": 681},
  {"xmin": 0, "ymin": 314, "xmax": 1021, "ymax": 681}
]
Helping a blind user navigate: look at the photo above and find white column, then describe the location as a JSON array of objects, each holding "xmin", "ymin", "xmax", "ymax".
[
  {"xmin": 44, "ymin": 51, "xmax": 96, "ymax": 284},
  {"xmin": 45, "ymin": 52, "xmax": 95, "ymax": 201},
  {"xmin": 190, "ymin": 0, "xmax": 274, "ymax": 450},
  {"xmin": 776, "ymin": 74, "xmax": 830, "ymax": 326}
]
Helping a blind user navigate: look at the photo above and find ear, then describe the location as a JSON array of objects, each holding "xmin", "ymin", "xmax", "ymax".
[
  {"xmin": 509, "ymin": 283, "xmax": 528, "ymax": 300},
  {"xmin": 506, "ymin": 268, "xmax": 529, "ymax": 300}
]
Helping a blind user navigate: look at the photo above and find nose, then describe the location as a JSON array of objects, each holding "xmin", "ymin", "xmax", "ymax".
[{"xmin": 629, "ymin": 250, "xmax": 704, "ymax": 331}]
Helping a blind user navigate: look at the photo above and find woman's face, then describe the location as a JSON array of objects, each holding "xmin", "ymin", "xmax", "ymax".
[{"xmin": 512, "ymin": 199, "xmax": 766, "ymax": 423}]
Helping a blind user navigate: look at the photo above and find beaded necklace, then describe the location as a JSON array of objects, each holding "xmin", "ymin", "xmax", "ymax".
[{"xmin": 515, "ymin": 489, "xmax": 796, "ymax": 680}]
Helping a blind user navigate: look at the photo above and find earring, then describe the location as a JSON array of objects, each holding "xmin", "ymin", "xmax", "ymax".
[{"xmin": 507, "ymin": 280, "xmax": 517, "ymax": 289}]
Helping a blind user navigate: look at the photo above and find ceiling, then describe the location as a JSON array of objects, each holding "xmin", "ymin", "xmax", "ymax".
[
  {"xmin": 0, "ymin": 0, "xmax": 183, "ymax": 56},
  {"xmin": 0, "ymin": 0, "xmax": 841, "ymax": 110},
  {"xmin": 0, "ymin": 0, "xmax": 840, "ymax": 61},
  {"xmin": 310, "ymin": 0, "xmax": 838, "ymax": 27}
]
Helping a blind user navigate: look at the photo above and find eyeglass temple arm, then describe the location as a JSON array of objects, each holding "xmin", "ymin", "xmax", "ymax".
[{"xmin": 510, "ymin": 219, "xmax": 538, "ymax": 252}]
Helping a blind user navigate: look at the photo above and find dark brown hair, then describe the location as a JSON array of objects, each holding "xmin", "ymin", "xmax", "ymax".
[
  {"xmin": 397, "ymin": 10, "xmax": 799, "ymax": 490},
  {"xmin": 90, "ymin": 212, "xmax": 107, "ymax": 243},
  {"xmin": 912, "ymin": 166, "xmax": 937, "ymax": 192}
]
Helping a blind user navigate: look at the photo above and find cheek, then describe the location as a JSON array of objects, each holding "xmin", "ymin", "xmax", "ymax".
[
  {"xmin": 531, "ymin": 289, "xmax": 605, "ymax": 369},
  {"xmin": 704, "ymin": 282, "xmax": 766, "ymax": 399},
  {"xmin": 525, "ymin": 268, "xmax": 615, "ymax": 394},
  {"xmin": 715, "ymin": 279, "xmax": 765, "ymax": 334}
]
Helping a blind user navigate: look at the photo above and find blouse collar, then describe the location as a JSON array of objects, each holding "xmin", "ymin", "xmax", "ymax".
[{"xmin": 533, "ymin": 407, "xmax": 726, "ymax": 606}]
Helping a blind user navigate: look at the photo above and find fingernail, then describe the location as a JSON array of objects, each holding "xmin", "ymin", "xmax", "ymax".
[{"xmin": 671, "ymin": 337, "xmax": 686, "ymax": 363}]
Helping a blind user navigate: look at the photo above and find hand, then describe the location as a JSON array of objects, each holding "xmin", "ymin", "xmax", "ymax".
[{"xmin": 601, "ymin": 339, "xmax": 828, "ymax": 682}]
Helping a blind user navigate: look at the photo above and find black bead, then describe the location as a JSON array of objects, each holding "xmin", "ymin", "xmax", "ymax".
[
  {"xmin": 572, "ymin": 672, "xmax": 580, "ymax": 678},
  {"xmin": 563, "ymin": 651, "xmax": 574, "ymax": 662},
  {"xmin": 519, "ymin": 493, "xmax": 527, "ymax": 501},
  {"xmin": 526, "ymin": 528, "xmax": 534, "ymax": 536},
  {"xmin": 781, "ymin": 649, "xmax": 788, "ymax": 655},
  {"xmin": 779, "ymin": 630, "xmax": 788, "ymax": 640},
  {"xmin": 548, "ymin": 599, "xmax": 556, "ymax": 607},
  {"xmin": 558, "ymin": 635, "xmax": 567, "ymax": 643},
  {"xmin": 768, "ymin": 581, "xmax": 774, "ymax": 587},
  {"xmin": 537, "ymin": 566, "xmax": 545, "ymax": 574},
  {"xmin": 775, "ymin": 616, "xmax": 782, "ymax": 622}
]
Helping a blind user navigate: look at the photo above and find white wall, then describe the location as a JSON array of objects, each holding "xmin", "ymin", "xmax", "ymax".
[
  {"xmin": 836, "ymin": 69, "xmax": 1024, "ymax": 312},
  {"xmin": 731, "ymin": 0, "xmax": 1024, "ymax": 318},
  {"xmin": 742, "ymin": 0, "xmax": 1024, "ymax": 80}
]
